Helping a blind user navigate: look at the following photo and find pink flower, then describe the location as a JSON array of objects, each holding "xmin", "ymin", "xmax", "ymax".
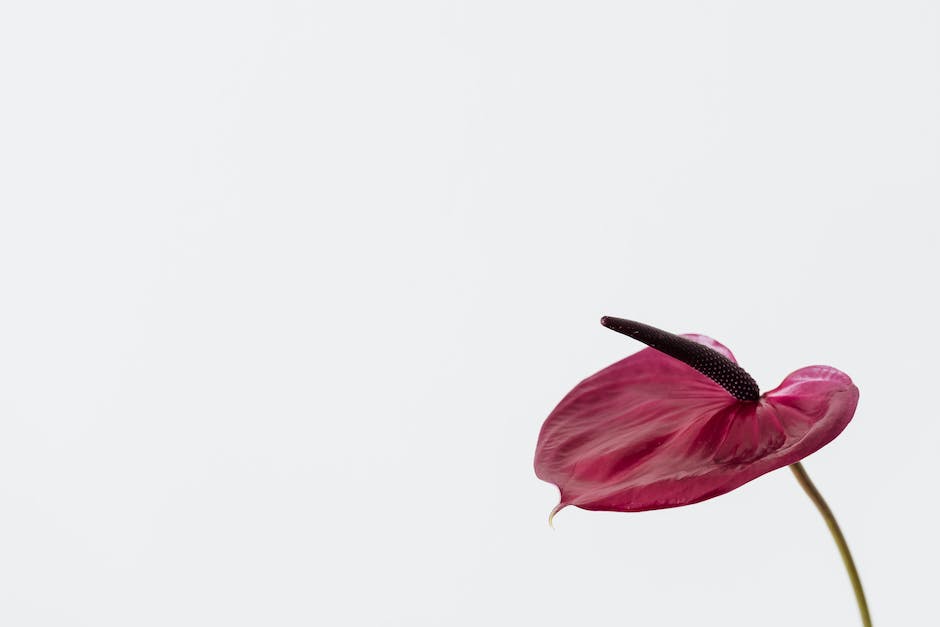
[{"xmin": 535, "ymin": 317, "xmax": 859, "ymax": 519}]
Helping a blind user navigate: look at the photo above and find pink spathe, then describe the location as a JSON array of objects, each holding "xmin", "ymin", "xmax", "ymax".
[{"xmin": 534, "ymin": 335, "xmax": 859, "ymax": 516}]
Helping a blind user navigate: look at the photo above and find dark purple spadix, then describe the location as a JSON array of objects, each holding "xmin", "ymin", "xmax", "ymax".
[{"xmin": 600, "ymin": 317, "xmax": 761, "ymax": 402}]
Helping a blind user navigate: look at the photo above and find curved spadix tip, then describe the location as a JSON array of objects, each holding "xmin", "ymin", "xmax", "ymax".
[{"xmin": 600, "ymin": 316, "xmax": 641, "ymax": 335}]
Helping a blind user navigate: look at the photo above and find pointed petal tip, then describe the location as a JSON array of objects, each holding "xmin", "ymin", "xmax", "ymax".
[{"xmin": 548, "ymin": 503, "xmax": 565, "ymax": 529}]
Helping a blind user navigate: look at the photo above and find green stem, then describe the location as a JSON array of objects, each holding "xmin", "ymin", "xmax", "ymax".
[{"xmin": 789, "ymin": 462, "xmax": 872, "ymax": 627}]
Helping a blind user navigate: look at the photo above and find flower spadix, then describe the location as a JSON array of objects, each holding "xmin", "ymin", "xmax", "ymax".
[{"xmin": 535, "ymin": 318, "xmax": 859, "ymax": 518}]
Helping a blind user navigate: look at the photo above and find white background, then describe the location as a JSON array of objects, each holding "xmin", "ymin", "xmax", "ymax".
[{"xmin": 1, "ymin": 2, "xmax": 937, "ymax": 625}]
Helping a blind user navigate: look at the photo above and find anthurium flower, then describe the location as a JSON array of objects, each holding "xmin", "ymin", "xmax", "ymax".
[{"xmin": 535, "ymin": 317, "xmax": 859, "ymax": 517}]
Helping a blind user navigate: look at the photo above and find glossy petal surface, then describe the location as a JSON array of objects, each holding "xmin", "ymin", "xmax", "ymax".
[{"xmin": 534, "ymin": 336, "xmax": 859, "ymax": 514}]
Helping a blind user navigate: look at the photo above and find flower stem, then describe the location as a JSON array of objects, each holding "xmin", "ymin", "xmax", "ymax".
[{"xmin": 789, "ymin": 462, "xmax": 871, "ymax": 627}]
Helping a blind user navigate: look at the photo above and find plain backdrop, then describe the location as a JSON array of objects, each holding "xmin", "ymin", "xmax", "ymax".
[{"xmin": 1, "ymin": 1, "xmax": 938, "ymax": 625}]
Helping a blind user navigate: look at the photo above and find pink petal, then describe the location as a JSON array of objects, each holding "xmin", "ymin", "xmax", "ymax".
[{"xmin": 535, "ymin": 341, "xmax": 859, "ymax": 515}]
